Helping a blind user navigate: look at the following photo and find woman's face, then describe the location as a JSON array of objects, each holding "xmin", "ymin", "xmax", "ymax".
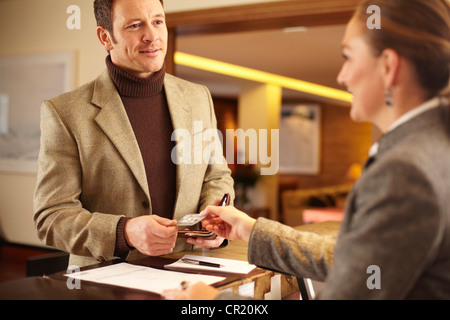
[{"xmin": 337, "ymin": 17, "xmax": 386, "ymax": 125}]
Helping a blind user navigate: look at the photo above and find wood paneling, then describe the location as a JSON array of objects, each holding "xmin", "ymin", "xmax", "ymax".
[
  {"xmin": 164, "ymin": 0, "xmax": 361, "ymax": 73},
  {"xmin": 280, "ymin": 101, "xmax": 372, "ymax": 189},
  {"xmin": 166, "ymin": 0, "xmax": 360, "ymax": 36},
  {"xmin": 165, "ymin": 28, "xmax": 176, "ymax": 75}
]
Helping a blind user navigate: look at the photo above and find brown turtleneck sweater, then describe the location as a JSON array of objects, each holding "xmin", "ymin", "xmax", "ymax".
[{"xmin": 105, "ymin": 56, "xmax": 177, "ymax": 255}]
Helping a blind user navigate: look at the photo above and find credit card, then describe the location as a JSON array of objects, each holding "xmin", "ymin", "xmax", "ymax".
[{"xmin": 177, "ymin": 214, "xmax": 205, "ymax": 227}]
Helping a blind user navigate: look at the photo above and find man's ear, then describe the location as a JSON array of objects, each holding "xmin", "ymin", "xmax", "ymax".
[
  {"xmin": 96, "ymin": 26, "xmax": 114, "ymax": 51},
  {"xmin": 380, "ymin": 48, "xmax": 401, "ymax": 89}
]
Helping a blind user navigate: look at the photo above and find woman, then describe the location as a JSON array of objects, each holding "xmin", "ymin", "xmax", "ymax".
[{"xmin": 163, "ymin": 0, "xmax": 450, "ymax": 299}]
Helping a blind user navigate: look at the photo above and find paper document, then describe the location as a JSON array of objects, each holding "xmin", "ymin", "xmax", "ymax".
[
  {"xmin": 165, "ymin": 254, "xmax": 256, "ymax": 275},
  {"xmin": 65, "ymin": 262, "xmax": 225, "ymax": 294}
]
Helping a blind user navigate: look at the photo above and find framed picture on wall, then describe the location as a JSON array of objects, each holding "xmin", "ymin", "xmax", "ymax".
[
  {"xmin": 279, "ymin": 103, "xmax": 321, "ymax": 175},
  {"xmin": 0, "ymin": 51, "xmax": 73, "ymax": 173}
]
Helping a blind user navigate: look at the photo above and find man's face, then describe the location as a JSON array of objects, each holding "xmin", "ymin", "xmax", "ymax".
[{"xmin": 98, "ymin": 0, "xmax": 167, "ymax": 78}]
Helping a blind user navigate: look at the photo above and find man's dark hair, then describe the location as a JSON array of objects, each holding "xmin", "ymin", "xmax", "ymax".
[
  {"xmin": 94, "ymin": 0, "xmax": 164, "ymax": 34},
  {"xmin": 94, "ymin": 0, "xmax": 114, "ymax": 33}
]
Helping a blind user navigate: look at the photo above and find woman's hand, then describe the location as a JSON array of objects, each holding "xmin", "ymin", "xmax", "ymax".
[
  {"xmin": 200, "ymin": 205, "xmax": 256, "ymax": 242},
  {"xmin": 161, "ymin": 281, "xmax": 220, "ymax": 300}
]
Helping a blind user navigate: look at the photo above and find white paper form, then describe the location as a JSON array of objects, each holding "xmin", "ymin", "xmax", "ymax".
[
  {"xmin": 65, "ymin": 262, "xmax": 225, "ymax": 294},
  {"xmin": 164, "ymin": 254, "xmax": 256, "ymax": 275}
]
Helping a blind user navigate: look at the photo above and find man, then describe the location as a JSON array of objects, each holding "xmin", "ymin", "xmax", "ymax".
[{"xmin": 33, "ymin": 0, "xmax": 234, "ymax": 268}]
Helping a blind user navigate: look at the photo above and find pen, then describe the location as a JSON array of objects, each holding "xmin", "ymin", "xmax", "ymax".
[
  {"xmin": 219, "ymin": 193, "xmax": 230, "ymax": 207},
  {"xmin": 180, "ymin": 258, "xmax": 224, "ymax": 268}
]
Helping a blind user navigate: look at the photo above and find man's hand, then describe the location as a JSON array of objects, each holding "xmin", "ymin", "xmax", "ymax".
[
  {"xmin": 124, "ymin": 215, "xmax": 178, "ymax": 256},
  {"xmin": 185, "ymin": 234, "xmax": 226, "ymax": 249}
]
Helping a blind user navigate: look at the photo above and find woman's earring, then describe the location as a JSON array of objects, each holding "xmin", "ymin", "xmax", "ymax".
[{"xmin": 385, "ymin": 87, "xmax": 394, "ymax": 107}]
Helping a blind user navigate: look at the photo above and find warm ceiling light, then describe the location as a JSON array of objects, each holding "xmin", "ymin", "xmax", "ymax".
[
  {"xmin": 174, "ymin": 52, "xmax": 352, "ymax": 104},
  {"xmin": 283, "ymin": 26, "xmax": 308, "ymax": 33}
]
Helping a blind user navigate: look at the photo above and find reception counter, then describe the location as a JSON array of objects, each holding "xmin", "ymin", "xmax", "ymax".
[{"xmin": 0, "ymin": 221, "xmax": 340, "ymax": 300}]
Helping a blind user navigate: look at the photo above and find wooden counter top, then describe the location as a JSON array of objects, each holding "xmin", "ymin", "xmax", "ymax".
[{"xmin": 163, "ymin": 221, "xmax": 341, "ymax": 299}]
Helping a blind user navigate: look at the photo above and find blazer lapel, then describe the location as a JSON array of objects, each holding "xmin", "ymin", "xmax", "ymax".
[
  {"xmin": 164, "ymin": 75, "xmax": 192, "ymax": 213},
  {"xmin": 91, "ymin": 71, "xmax": 150, "ymax": 199}
]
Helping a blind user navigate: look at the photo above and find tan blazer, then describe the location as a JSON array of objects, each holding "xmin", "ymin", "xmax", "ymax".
[{"xmin": 33, "ymin": 70, "xmax": 234, "ymax": 267}]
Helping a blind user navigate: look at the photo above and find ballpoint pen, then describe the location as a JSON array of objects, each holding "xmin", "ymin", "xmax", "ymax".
[
  {"xmin": 218, "ymin": 193, "xmax": 230, "ymax": 207},
  {"xmin": 180, "ymin": 258, "xmax": 224, "ymax": 268}
]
